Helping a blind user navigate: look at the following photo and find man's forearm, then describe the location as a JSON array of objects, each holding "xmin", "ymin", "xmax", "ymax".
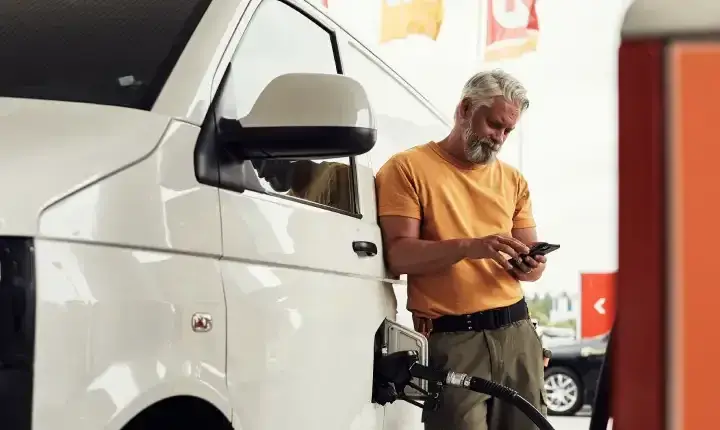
[{"xmin": 385, "ymin": 238, "xmax": 468, "ymax": 276}]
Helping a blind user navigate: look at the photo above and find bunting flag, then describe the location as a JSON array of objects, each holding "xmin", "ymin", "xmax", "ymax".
[
  {"xmin": 484, "ymin": 0, "xmax": 539, "ymax": 61},
  {"xmin": 379, "ymin": 0, "xmax": 445, "ymax": 43},
  {"xmin": 321, "ymin": 0, "xmax": 328, "ymax": 6}
]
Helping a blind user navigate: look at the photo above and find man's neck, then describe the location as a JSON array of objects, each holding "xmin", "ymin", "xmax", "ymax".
[{"xmin": 437, "ymin": 136, "xmax": 478, "ymax": 169}]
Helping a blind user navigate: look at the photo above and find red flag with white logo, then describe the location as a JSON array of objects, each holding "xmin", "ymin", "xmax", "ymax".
[
  {"xmin": 484, "ymin": 0, "xmax": 539, "ymax": 61},
  {"xmin": 580, "ymin": 272, "xmax": 616, "ymax": 339}
]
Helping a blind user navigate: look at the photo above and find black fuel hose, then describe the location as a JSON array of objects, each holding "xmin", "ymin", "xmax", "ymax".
[{"xmin": 410, "ymin": 363, "xmax": 555, "ymax": 430}]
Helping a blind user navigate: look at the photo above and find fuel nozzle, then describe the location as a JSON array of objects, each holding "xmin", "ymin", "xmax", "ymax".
[
  {"xmin": 374, "ymin": 350, "xmax": 418, "ymax": 389},
  {"xmin": 372, "ymin": 351, "xmax": 441, "ymax": 409},
  {"xmin": 374, "ymin": 350, "xmax": 465, "ymax": 390},
  {"xmin": 372, "ymin": 350, "xmax": 418, "ymax": 406}
]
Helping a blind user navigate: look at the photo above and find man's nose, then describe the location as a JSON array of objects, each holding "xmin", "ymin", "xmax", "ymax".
[{"xmin": 493, "ymin": 131, "xmax": 505, "ymax": 144}]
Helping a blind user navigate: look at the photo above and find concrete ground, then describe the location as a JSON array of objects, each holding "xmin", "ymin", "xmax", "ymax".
[
  {"xmin": 548, "ymin": 414, "xmax": 590, "ymax": 430},
  {"xmin": 548, "ymin": 407, "xmax": 613, "ymax": 430}
]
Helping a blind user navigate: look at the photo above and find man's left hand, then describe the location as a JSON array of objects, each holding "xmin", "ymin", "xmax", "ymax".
[{"xmin": 510, "ymin": 255, "xmax": 546, "ymax": 282}]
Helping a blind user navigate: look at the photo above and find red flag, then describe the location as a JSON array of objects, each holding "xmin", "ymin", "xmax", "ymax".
[
  {"xmin": 484, "ymin": 0, "xmax": 539, "ymax": 61},
  {"xmin": 580, "ymin": 272, "xmax": 616, "ymax": 339}
]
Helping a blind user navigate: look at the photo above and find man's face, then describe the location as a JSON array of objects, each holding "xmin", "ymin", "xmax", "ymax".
[{"xmin": 459, "ymin": 97, "xmax": 520, "ymax": 164}]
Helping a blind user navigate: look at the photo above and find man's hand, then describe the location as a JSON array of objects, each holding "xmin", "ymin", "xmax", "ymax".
[
  {"xmin": 509, "ymin": 254, "xmax": 547, "ymax": 282},
  {"xmin": 462, "ymin": 235, "xmax": 530, "ymax": 270}
]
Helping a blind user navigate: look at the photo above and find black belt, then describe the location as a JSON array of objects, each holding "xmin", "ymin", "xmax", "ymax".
[{"xmin": 431, "ymin": 299, "xmax": 529, "ymax": 333}]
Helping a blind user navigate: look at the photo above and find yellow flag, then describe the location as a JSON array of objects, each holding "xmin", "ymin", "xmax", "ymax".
[{"xmin": 380, "ymin": 0, "xmax": 444, "ymax": 43}]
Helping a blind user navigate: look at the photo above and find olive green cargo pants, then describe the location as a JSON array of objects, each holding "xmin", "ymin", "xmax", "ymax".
[{"xmin": 422, "ymin": 319, "xmax": 547, "ymax": 430}]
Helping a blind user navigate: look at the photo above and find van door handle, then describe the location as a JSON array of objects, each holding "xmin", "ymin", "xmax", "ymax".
[{"xmin": 352, "ymin": 241, "xmax": 378, "ymax": 257}]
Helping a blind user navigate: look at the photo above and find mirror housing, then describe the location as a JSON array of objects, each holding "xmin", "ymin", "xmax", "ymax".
[{"xmin": 217, "ymin": 73, "xmax": 377, "ymax": 160}]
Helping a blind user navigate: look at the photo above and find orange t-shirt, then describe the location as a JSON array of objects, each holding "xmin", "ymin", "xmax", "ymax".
[{"xmin": 375, "ymin": 141, "xmax": 536, "ymax": 319}]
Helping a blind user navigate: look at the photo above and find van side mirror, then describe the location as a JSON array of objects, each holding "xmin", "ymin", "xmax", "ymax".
[{"xmin": 217, "ymin": 73, "xmax": 376, "ymax": 160}]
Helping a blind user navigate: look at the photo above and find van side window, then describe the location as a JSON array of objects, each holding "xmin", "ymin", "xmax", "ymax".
[
  {"xmin": 341, "ymin": 44, "xmax": 449, "ymax": 172},
  {"xmin": 215, "ymin": 0, "xmax": 357, "ymax": 215}
]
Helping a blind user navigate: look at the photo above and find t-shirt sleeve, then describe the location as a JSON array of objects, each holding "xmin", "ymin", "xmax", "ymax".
[
  {"xmin": 375, "ymin": 156, "xmax": 422, "ymax": 220},
  {"xmin": 513, "ymin": 174, "xmax": 536, "ymax": 229}
]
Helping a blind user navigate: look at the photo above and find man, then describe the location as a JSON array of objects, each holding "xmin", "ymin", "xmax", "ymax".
[{"xmin": 375, "ymin": 69, "xmax": 547, "ymax": 430}]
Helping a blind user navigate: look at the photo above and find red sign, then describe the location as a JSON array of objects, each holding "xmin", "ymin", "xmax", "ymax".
[
  {"xmin": 485, "ymin": 0, "xmax": 539, "ymax": 60},
  {"xmin": 580, "ymin": 272, "xmax": 616, "ymax": 338}
]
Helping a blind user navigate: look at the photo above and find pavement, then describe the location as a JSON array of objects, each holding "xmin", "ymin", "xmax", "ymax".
[
  {"xmin": 548, "ymin": 414, "xmax": 590, "ymax": 430},
  {"xmin": 548, "ymin": 407, "xmax": 613, "ymax": 430}
]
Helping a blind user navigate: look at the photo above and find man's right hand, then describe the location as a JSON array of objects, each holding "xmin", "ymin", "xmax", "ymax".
[{"xmin": 461, "ymin": 235, "xmax": 530, "ymax": 270}]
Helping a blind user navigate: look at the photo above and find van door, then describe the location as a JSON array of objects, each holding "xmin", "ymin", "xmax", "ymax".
[
  {"xmin": 337, "ymin": 39, "xmax": 451, "ymax": 430},
  {"xmin": 203, "ymin": 1, "xmax": 390, "ymax": 429}
]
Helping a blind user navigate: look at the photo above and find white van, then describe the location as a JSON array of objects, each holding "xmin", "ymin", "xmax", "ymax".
[{"xmin": 1, "ymin": 0, "xmax": 452, "ymax": 429}]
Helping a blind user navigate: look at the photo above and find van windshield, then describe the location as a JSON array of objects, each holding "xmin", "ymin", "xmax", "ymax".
[{"xmin": 1, "ymin": 0, "xmax": 211, "ymax": 110}]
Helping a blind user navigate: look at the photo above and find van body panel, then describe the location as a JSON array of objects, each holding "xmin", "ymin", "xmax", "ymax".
[
  {"xmin": 222, "ymin": 260, "xmax": 391, "ymax": 429},
  {"xmin": 32, "ymin": 239, "xmax": 229, "ymax": 430},
  {"xmin": 218, "ymin": 188, "xmax": 384, "ymax": 278},
  {"xmin": 152, "ymin": 0, "xmax": 253, "ymax": 124},
  {"xmin": 39, "ymin": 121, "xmax": 222, "ymax": 257},
  {"xmin": 0, "ymin": 98, "xmax": 171, "ymax": 237}
]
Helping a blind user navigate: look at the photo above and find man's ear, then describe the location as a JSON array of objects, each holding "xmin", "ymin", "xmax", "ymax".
[{"xmin": 459, "ymin": 98, "xmax": 473, "ymax": 120}]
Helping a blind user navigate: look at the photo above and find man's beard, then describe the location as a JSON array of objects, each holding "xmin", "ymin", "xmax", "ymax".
[{"xmin": 463, "ymin": 127, "xmax": 501, "ymax": 164}]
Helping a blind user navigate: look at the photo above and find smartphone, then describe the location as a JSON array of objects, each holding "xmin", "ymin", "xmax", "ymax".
[
  {"xmin": 527, "ymin": 242, "xmax": 560, "ymax": 257},
  {"xmin": 509, "ymin": 242, "xmax": 560, "ymax": 270}
]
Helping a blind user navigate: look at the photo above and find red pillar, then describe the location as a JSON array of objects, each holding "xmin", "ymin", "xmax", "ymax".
[{"xmin": 616, "ymin": 39, "xmax": 667, "ymax": 430}]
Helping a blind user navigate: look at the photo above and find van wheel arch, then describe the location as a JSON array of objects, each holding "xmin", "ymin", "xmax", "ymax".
[{"xmin": 121, "ymin": 396, "xmax": 233, "ymax": 430}]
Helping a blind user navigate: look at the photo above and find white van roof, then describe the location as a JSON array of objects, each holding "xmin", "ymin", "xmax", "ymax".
[{"xmin": 623, "ymin": 0, "xmax": 720, "ymax": 37}]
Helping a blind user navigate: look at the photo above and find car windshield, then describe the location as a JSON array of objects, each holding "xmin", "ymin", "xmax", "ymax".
[{"xmin": 1, "ymin": 0, "xmax": 211, "ymax": 110}]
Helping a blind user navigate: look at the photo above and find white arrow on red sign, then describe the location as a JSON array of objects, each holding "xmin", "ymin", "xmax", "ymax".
[{"xmin": 594, "ymin": 298, "xmax": 606, "ymax": 315}]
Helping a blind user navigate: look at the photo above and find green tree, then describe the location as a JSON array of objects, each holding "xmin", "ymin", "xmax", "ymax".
[
  {"xmin": 540, "ymin": 293, "xmax": 553, "ymax": 315},
  {"xmin": 547, "ymin": 319, "xmax": 577, "ymax": 331},
  {"xmin": 527, "ymin": 298, "xmax": 550, "ymax": 325}
]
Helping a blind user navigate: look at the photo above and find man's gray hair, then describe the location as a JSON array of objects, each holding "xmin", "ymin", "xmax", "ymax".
[{"xmin": 460, "ymin": 69, "xmax": 530, "ymax": 113}]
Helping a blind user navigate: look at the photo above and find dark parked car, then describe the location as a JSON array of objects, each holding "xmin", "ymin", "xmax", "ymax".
[{"xmin": 544, "ymin": 332, "xmax": 609, "ymax": 416}]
